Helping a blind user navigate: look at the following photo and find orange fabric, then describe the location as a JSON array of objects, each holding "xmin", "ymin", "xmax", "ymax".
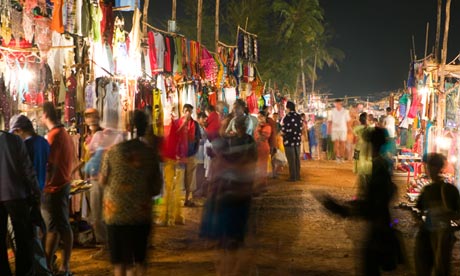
[
  {"xmin": 50, "ymin": 0, "xmax": 64, "ymax": 33},
  {"xmin": 254, "ymin": 123, "xmax": 271, "ymax": 185},
  {"xmin": 45, "ymin": 127, "xmax": 75, "ymax": 193}
]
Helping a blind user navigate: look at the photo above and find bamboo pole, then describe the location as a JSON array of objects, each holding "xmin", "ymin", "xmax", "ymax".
[
  {"xmin": 172, "ymin": 0, "xmax": 176, "ymax": 21},
  {"xmin": 435, "ymin": 0, "xmax": 442, "ymax": 62},
  {"xmin": 197, "ymin": 0, "xmax": 203, "ymax": 43},
  {"xmin": 142, "ymin": 0, "xmax": 149, "ymax": 35},
  {"xmin": 424, "ymin": 22, "xmax": 429, "ymax": 58},
  {"xmin": 438, "ymin": 0, "xmax": 452, "ymax": 130},
  {"xmin": 215, "ymin": 0, "xmax": 220, "ymax": 52}
]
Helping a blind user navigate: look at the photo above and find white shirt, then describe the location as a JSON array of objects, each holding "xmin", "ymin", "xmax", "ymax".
[
  {"xmin": 328, "ymin": 108, "xmax": 350, "ymax": 132},
  {"xmin": 384, "ymin": 115, "xmax": 396, "ymax": 138}
]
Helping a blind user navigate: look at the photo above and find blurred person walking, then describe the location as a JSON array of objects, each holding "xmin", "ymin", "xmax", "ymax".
[
  {"xmin": 328, "ymin": 99, "xmax": 350, "ymax": 162},
  {"xmin": 281, "ymin": 101, "xmax": 303, "ymax": 182},
  {"xmin": 9, "ymin": 114, "xmax": 51, "ymax": 275},
  {"xmin": 200, "ymin": 116, "xmax": 257, "ymax": 276},
  {"xmin": 414, "ymin": 153, "xmax": 460, "ymax": 276},
  {"xmin": 84, "ymin": 114, "xmax": 124, "ymax": 260},
  {"xmin": 300, "ymin": 113, "xmax": 310, "ymax": 160},
  {"xmin": 0, "ymin": 126, "xmax": 41, "ymax": 276},
  {"xmin": 41, "ymin": 102, "xmax": 75, "ymax": 275},
  {"xmin": 383, "ymin": 107, "xmax": 396, "ymax": 156},
  {"xmin": 352, "ymin": 113, "xmax": 372, "ymax": 199},
  {"xmin": 99, "ymin": 110, "xmax": 162, "ymax": 276},
  {"xmin": 317, "ymin": 127, "xmax": 403, "ymax": 275},
  {"xmin": 225, "ymin": 99, "xmax": 256, "ymax": 137},
  {"xmin": 194, "ymin": 112, "xmax": 208, "ymax": 198},
  {"xmin": 254, "ymin": 111, "xmax": 272, "ymax": 192},
  {"xmin": 176, "ymin": 104, "xmax": 201, "ymax": 207}
]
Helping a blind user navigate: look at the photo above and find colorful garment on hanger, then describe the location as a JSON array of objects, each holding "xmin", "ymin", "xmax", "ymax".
[
  {"xmin": 101, "ymin": 81, "xmax": 120, "ymax": 129},
  {"xmin": 164, "ymin": 36, "xmax": 172, "ymax": 73},
  {"xmin": 100, "ymin": 1, "xmax": 114, "ymax": 47},
  {"xmin": 407, "ymin": 88, "xmax": 420, "ymax": 119},
  {"xmin": 201, "ymin": 48, "xmax": 217, "ymax": 83},
  {"xmin": 135, "ymin": 79, "xmax": 154, "ymax": 109},
  {"xmin": 152, "ymin": 88, "xmax": 163, "ymax": 136},
  {"xmin": 147, "ymin": 31, "xmax": 158, "ymax": 75},
  {"xmin": 65, "ymin": 74, "xmax": 77, "ymax": 123},
  {"xmin": 64, "ymin": 0, "xmax": 77, "ymax": 34},
  {"xmin": 85, "ymin": 81, "xmax": 96, "ymax": 108},
  {"xmin": 50, "ymin": 0, "xmax": 64, "ymax": 33},
  {"xmin": 153, "ymin": 32, "xmax": 165, "ymax": 72},
  {"xmin": 173, "ymin": 36, "xmax": 182, "ymax": 74},
  {"xmin": 90, "ymin": 1, "xmax": 102, "ymax": 42},
  {"xmin": 115, "ymin": 0, "xmax": 135, "ymax": 11},
  {"xmin": 246, "ymin": 92, "xmax": 258, "ymax": 114}
]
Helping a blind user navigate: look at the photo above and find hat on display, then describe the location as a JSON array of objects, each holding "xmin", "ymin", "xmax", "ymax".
[{"xmin": 9, "ymin": 114, "xmax": 33, "ymax": 133}]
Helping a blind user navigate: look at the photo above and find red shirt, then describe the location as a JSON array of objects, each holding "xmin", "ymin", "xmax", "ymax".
[
  {"xmin": 206, "ymin": 111, "xmax": 221, "ymax": 141},
  {"xmin": 45, "ymin": 126, "xmax": 75, "ymax": 193}
]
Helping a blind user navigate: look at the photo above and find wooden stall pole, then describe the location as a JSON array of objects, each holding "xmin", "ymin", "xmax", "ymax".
[
  {"xmin": 437, "ymin": 0, "xmax": 452, "ymax": 130},
  {"xmin": 424, "ymin": 22, "xmax": 429, "ymax": 59},
  {"xmin": 215, "ymin": 0, "xmax": 220, "ymax": 52},
  {"xmin": 197, "ymin": 0, "xmax": 203, "ymax": 43},
  {"xmin": 172, "ymin": 0, "xmax": 177, "ymax": 21},
  {"xmin": 142, "ymin": 0, "xmax": 149, "ymax": 35},
  {"xmin": 435, "ymin": 0, "xmax": 442, "ymax": 63}
]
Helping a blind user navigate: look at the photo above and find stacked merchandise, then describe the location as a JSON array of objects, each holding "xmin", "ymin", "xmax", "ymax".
[{"xmin": 405, "ymin": 173, "xmax": 455, "ymax": 203}]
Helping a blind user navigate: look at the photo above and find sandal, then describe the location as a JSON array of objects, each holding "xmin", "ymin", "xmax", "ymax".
[{"xmin": 54, "ymin": 271, "xmax": 73, "ymax": 276}]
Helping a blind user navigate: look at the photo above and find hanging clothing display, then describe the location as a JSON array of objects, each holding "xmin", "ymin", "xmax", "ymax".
[{"xmin": 64, "ymin": 73, "xmax": 77, "ymax": 123}]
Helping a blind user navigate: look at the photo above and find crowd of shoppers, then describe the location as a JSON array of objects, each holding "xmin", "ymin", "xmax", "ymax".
[{"xmin": 4, "ymin": 97, "xmax": 454, "ymax": 276}]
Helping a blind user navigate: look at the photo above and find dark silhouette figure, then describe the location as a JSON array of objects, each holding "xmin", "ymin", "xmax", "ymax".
[
  {"xmin": 415, "ymin": 153, "xmax": 460, "ymax": 276},
  {"xmin": 316, "ymin": 127, "xmax": 403, "ymax": 275}
]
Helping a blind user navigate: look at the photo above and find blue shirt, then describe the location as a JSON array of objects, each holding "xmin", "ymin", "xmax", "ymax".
[
  {"xmin": 321, "ymin": 123, "xmax": 328, "ymax": 138},
  {"xmin": 24, "ymin": 135, "xmax": 50, "ymax": 191}
]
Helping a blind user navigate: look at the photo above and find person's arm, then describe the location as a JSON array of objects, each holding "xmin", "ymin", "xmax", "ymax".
[
  {"xmin": 98, "ymin": 150, "xmax": 110, "ymax": 186},
  {"xmin": 46, "ymin": 131, "xmax": 58, "ymax": 184}
]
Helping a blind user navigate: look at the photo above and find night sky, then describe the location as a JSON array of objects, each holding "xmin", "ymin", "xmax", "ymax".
[
  {"xmin": 149, "ymin": 1, "xmax": 460, "ymax": 98},
  {"xmin": 321, "ymin": 0, "xmax": 460, "ymax": 98}
]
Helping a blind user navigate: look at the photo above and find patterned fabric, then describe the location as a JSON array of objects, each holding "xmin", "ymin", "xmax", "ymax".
[
  {"xmin": 281, "ymin": 111, "xmax": 303, "ymax": 147},
  {"xmin": 101, "ymin": 139, "xmax": 162, "ymax": 225}
]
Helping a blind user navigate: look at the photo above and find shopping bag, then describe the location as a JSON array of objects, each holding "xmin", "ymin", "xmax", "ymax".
[{"xmin": 273, "ymin": 149, "xmax": 287, "ymax": 165}]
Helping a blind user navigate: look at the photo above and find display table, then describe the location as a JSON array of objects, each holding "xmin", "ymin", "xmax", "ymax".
[{"xmin": 393, "ymin": 155, "xmax": 423, "ymax": 184}]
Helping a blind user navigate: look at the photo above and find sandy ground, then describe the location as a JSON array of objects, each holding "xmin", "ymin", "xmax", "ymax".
[{"xmin": 63, "ymin": 160, "xmax": 460, "ymax": 275}]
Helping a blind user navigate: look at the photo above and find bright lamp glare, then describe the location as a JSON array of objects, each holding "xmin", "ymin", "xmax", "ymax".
[
  {"xmin": 22, "ymin": 69, "xmax": 33, "ymax": 82},
  {"xmin": 435, "ymin": 136, "xmax": 452, "ymax": 150},
  {"xmin": 419, "ymin": 87, "xmax": 429, "ymax": 95}
]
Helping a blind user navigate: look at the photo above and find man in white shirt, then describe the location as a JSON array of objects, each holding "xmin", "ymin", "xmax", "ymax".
[
  {"xmin": 383, "ymin": 107, "xmax": 396, "ymax": 155},
  {"xmin": 328, "ymin": 99, "xmax": 350, "ymax": 161}
]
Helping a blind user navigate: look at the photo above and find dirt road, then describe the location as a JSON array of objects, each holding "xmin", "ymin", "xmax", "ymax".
[{"xmin": 70, "ymin": 160, "xmax": 460, "ymax": 275}]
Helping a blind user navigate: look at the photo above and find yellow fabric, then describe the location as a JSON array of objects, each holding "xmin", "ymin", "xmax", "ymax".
[
  {"xmin": 158, "ymin": 159, "xmax": 184, "ymax": 225},
  {"xmin": 353, "ymin": 125, "xmax": 372, "ymax": 175},
  {"xmin": 152, "ymin": 89, "xmax": 164, "ymax": 136}
]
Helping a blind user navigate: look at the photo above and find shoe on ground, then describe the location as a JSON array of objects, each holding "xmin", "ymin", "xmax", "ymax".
[
  {"xmin": 184, "ymin": 200, "xmax": 197, "ymax": 207},
  {"xmin": 91, "ymin": 248, "xmax": 110, "ymax": 261},
  {"xmin": 55, "ymin": 271, "xmax": 73, "ymax": 276}
]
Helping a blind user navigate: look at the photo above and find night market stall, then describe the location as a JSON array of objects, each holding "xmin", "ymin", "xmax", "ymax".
[{"xmin": 0, "ymin": 0, "xmax": 279, "ymax": 247}]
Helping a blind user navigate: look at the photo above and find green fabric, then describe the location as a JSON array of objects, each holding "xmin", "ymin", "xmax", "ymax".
[{"xmin": 406, "ymin": 129, "xmax": 415, "ymax": 149}]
